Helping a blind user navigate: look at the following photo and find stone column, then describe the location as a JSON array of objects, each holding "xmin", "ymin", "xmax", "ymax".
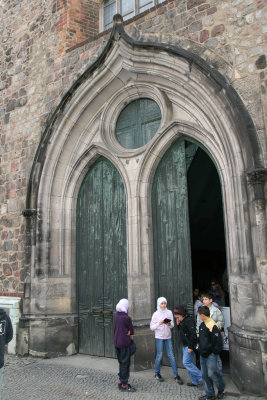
[
  {"xmin": 18, "ymin": 208, "xmax": 78, "ymax": 357},
  {"xmin": 126, "ymin": 163, "xmax": 155, "ymax": 371},
  {"xmin": 228, "ymin": 168, "xmax": 267, "ymax": 395}
]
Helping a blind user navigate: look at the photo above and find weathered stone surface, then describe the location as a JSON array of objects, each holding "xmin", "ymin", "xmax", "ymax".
[{"xmin": 211, "ymin": 24, "xmax": 225, "ymax": 37}]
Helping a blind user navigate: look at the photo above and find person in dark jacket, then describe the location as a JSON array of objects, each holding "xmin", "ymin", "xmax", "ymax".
[
  {"xmin": 0, "ymin": 308, "xmax": 13, "ymax": 399},
  {"xmin": 198, "ymin": 306, "xmax": 225, "ymax": 400},
  {"xmin": 174, "ymin": 305, "xmax": 203, "ymax": 387},
  {"xmin": 114, "ymin": 298, "xmax": 136, "ymax": 392}
]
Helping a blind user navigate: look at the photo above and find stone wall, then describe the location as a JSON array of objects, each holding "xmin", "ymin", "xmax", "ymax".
[{"xmin": 0, "ymin": 0, "xmax": 266, "ymax": 293}]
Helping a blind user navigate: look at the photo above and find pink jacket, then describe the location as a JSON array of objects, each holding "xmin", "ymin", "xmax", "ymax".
[{"xmin": 150, "ymin": 309, "xmax": 175, "ymax": 339}]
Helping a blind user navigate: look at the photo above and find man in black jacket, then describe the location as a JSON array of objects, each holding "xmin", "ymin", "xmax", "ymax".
[
  {"xmin": 174, "ymin": 305, "xmax": 203, "ymax": 387},
  {"xmin": 0, "ymin": 308, "xmax": 13, "ymax": 399},
  {"xmin": 198, "ymin": 306, "xmax": 225, "ymax": 400}
]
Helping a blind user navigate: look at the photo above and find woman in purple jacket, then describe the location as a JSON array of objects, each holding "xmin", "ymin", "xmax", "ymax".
[{"xmin": 114, "ymin": 298, "xmax": 136, "ymax": 392}]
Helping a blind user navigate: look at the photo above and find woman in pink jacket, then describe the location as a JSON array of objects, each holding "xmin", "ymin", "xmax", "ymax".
[{"xmin": 150, "ymin": 297, "xmax": 183, "ymax": 385}]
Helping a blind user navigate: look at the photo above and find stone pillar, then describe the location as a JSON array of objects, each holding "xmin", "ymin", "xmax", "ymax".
[
  {"xmin": 19, "ymin": 208, "xmax": 78, "ymax": 358},
  {"xmin": 127, "ymin": 181, "xmax": 155, "ymax": 371},
  {"xmin": 228, "ymin": 168, "xmax": 267, "ymax": 395}
]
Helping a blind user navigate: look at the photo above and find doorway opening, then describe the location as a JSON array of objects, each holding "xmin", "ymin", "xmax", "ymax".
[
  {"xmin": 186, "ymin": 143, "xmax": 228, "ymax": 304},
  {"xmin": 152, "ymin": 138, "xmax": 229, "ymax": 369},
  {"xmin": 186, "ymin": 141, "xmax": 230, "ymax": 372}
]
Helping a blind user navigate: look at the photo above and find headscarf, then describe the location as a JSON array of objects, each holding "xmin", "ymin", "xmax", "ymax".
[
  {"xmin": 116, "ymin": 298, "xmax": 129, "ymax": 313},
  {"xmin": 157, "ymin": 297, "xmax": 168, "ymax": 313}
]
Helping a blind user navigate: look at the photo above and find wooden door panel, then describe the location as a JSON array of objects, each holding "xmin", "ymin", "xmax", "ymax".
[
  {"xmin": 77, "ymin": 157, "xmax": 127, "ymax": 357},
  {"xmin": 152, "ymin": 140, "xmax": 193, "ymax": 367}
]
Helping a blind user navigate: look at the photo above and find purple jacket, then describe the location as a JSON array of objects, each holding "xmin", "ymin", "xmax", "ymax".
[{"xmin": 114, "ymin": 311, "xmax": 134, "ymax": 348}]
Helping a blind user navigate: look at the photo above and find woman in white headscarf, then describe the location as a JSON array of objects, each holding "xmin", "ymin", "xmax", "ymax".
[
  {"xmin": 114, "ymin": 298, "xmax": 136, "ymax": 392},
  {"xmin": 150, "ymin": 297, "xmax": 183, "ymax": 385}
]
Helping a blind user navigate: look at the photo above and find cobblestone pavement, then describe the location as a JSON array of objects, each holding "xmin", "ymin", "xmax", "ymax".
[{"xmin": 2, "ymin": 355, "xmax": 263, "ymax": 400}]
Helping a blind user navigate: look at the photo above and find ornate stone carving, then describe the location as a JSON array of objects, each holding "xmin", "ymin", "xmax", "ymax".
[
  {"xmin": 247, "ymin": 168, "xmax": 267, "ymax": 200},
  {"xmin": 22, "ymin": 209, "xmax": 37, "ymax": 218}
]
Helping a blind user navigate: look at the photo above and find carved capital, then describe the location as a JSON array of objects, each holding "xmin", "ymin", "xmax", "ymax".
[
  {"xmin": 247, "ymin": 168, "xmax": 267, "ymax": 185},
  {"xmin": 247, "ymin": 168, "xmax": 267, "ymax": 201},
  {"xmin": 22, "ymin": 208, "xmax": 37, "ymax": 218}
]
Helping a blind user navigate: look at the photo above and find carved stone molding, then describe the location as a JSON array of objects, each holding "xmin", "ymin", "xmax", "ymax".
[
  {"xmin": 247, "ymin": 168, "xmax": 267, "ymax": 200},
  {"xmin": 22, "ymin": 209, "xmax": 37, "ymax": 218}
]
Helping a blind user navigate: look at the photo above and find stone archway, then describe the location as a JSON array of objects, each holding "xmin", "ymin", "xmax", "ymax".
[{"xmin": 21, "ymin": 17, "xmax": 266, "ymax": 394}]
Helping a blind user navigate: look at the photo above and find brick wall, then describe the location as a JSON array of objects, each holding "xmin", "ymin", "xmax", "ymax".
[{"xmin": 57, "ymin": 0, "xmax": 100, "ymax": 55}]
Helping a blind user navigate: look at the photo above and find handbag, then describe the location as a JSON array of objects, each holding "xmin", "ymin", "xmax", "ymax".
[{"xmin": 130, "ymin": 339, "xmax": 136, "ymax": 355}]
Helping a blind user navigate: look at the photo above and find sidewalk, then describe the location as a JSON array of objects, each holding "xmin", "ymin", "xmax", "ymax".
[{"xmin": 3, "ymin": 354, "xmax": 262, "ymax": 400}]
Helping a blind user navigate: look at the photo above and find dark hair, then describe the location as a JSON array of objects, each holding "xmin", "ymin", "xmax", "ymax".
[
  {"xmin": 173, "ymin": 305, "xmax": 187, "ymax": 317},
  {"xmin": 201, "ymin": 292, "xmax": 213, "ymax": 300},
  {"xmin": 198, "ymin": 305, "xmax": 210, "ymax": 317}
]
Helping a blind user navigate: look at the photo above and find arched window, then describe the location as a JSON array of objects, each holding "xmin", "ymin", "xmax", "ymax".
[{"xmin": 103, "ymin": 0, "xmax": 165, "ymax": 30}]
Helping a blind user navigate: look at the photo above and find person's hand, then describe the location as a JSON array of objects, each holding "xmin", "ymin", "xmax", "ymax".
[
  {"xmin": 159, "ymin": 320, "xmax": 164, "ymax": 325},
  {"xmin": 188, "ymin": 348, "xmax": 193, "ymax": 354},
  {"xmin": 127, "ymin": 330, "xmax": 131, "ymax": 336}
]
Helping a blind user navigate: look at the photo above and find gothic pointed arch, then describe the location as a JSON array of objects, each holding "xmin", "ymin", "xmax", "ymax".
[{"xmin": 21, "ymin": 16, "xmax": 266, "ymax": 393}]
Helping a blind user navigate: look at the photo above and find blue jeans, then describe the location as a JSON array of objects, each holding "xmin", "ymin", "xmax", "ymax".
[
  {"xmin": 183, "ymin": 346, "xmax": 203, "ymax": 385},
  {"xmin": 155, "ymin": 338, "xmax": 178, "ymax": 377},
  {"xmin": 200, "ymin": 354, "xmax": 225, "ymax": 397}
]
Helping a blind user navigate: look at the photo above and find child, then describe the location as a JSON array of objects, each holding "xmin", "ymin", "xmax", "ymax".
[
  {"xmin": 194, "ymin": 292, "xmax": 204, "ymax": 320},
  {"xmin": 198, "ymin": 306, "xmax": 225, "ymax": 400},
  {"xmin": 150, "ymin": 297, "xmax": 183, "ymax": 385},
  {"xmin": 114, "ymin": 298, "xmax": 136, "ymax": 392},
  {"xmin": 196, "ymin": 293, "xmax": 224, "ymax": 334},
  {"xmin": 174, "ymin": 305, "xmax": 203, "ymax": 387}
]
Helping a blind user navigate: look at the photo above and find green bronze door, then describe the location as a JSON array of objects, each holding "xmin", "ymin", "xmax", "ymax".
[
  {"xmin": 152, "ymin": 139, "xmax": 194, "ymax": 365},
  {"xmin": 77, "ymin": 157, "xmax": 127, "ymax": 357}
]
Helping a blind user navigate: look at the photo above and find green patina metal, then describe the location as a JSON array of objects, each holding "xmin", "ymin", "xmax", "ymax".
[
  {"xmin": 77, "ymin": 157, "xmax": 127, "ymax": 357},
  {"xmin": 152, "ymin": 139, "xmax": 193, "ymax": 366}
]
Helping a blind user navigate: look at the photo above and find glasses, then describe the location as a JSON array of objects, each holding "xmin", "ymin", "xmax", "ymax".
[{"xmin": 211, "ymin": 283, "xmax": 216, "ymax": 286}]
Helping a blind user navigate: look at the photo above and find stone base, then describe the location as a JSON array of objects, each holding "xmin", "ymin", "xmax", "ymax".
[
  {"xmin": 228, "ymin": 325, "xmax": 267, "ymax": 395},
  {"xmin": 131, "ymin": 327, "xmax": 155, "ymax": 371},
  {"xmin": 18, "ymin": 314, "xmax": 78, "ymax": 358}
]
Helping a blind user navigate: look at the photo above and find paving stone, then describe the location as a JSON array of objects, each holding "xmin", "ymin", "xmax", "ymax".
[{"xmin": 2, "ymin": 355, "xmax": 264, "ymax": 400}]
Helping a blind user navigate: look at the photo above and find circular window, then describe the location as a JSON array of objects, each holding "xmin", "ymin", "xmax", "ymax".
[{"xmin": 115, "ymin": 98, "xmax": 161, "ymax": 149}]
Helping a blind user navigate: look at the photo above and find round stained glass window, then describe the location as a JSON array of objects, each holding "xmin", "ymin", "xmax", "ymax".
[{"xmin": 115, "ymin": 98, "xmax": 161, "ymax": 149}]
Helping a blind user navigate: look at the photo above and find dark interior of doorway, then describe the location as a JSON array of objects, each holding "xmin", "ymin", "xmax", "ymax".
[{"xmin": 186, "ymin": 142, "xmax": 230, "ymax": 372}]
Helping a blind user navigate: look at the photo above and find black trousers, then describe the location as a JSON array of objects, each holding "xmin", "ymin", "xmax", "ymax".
[{"xmin": 116, "ymin": 346, "xmax": 131, "ymax": 384}]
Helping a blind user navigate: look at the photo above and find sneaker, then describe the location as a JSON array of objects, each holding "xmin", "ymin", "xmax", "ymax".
[
  {"xmin": 187, "ymin": 382, "xmax": 198, "ymax": 387},
  {"xmin": 199, "ymin": 396, "xmax": 216, "ymax": 400},
  {"xmin": 155, "ymin": 373, "xmax": 164, "ymax": 382},
  {"xmin": 119, "ymin": 384, "xmax": 136, "ymax": 392},
  {"xmin": 174, "ymin": 375, "xmax": 184, "ymax": 385},
  {"xmin": 118, "ymin": 381, "xmax": 122, "ymax": 388},
  {"xmin": 217, "ymin": 392, "xmax": 224, "ymax": 399}
]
